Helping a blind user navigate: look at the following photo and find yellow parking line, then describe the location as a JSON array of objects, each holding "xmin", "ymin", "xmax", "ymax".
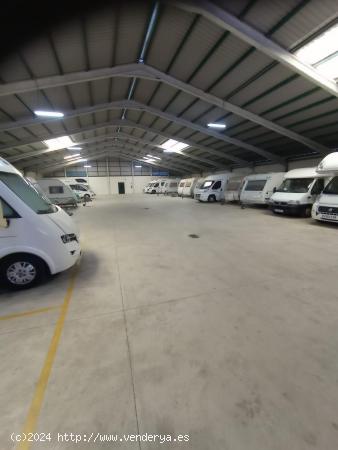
[
  {"xmin": 0, "ymin": 306, "xmax": 61, "ymax": 321},
  {"xmin": 17, "ymin": 265, "xmax": 79, "ymax": 450}
]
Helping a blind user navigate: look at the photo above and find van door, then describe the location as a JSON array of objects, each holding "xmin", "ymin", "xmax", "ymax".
[
  {"xmin": 310, "ymin": 178, "xmax": 324, "ymax": 200},
  {"xmin": 0, "ymin": 198, "xmax": 22, "ymax": 253},
  {"xmin": 211, "ymin": 180, "xmax": 222, "ymax": 200}
]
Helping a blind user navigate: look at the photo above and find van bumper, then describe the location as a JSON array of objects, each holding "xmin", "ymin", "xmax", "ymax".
[
  {"xmin": 312, "ymin": 205, "xmax": 338, "ymax": 223},
  {"xmin": 269, "ymin": 202, "xmax": 311, "ymax": 215}
]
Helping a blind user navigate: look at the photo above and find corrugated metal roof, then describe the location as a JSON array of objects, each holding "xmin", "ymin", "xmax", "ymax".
[{"xmin": 0, "ymin": 0, "xmax": 337, "ymax": 173}]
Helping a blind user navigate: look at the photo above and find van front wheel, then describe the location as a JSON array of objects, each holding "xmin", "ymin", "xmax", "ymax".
[
  {"xmin": 208, "ymin": 195, "xmax": 216, "ymax": 202},
  {"xmin": 0, "ymin": 254, "xmax": 47, "ymax": 289}
]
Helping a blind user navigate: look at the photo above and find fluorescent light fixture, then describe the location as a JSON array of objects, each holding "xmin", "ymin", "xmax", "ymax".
[
  {"xmin": 146, "ymin": 154, "xmax": 161, "ymax": 160},
  {"xmin": 67, "ymin": 146, "xmax": 82, "ymax": 150},
  {"xmin": 34, "ymin": 110, "xmax": 64, "ymax": 118},
  {"xmin": 207, "ymin": 122, "xmax": 226, "ymax": 129},
  {"xmin": 295, "ymin": 23, "xmax": 338, "ymax": 79},
  {"xmin": 84, "ymin": 165, "xmax": 92, "ymax": 168},
  {"xmin": 64, "ymin": 153, "xmax": 80, "ymax": 159},
  {"xmin": 43, "ymin": 136, "xmax": 74, "ymax": 151},
  {"xmin": 135, "ymin": 165, "xmax": 142, "ymax": 168},
  {"xmin": 160, "ymin": 139, "xmax": 189, "ymax": 153}
]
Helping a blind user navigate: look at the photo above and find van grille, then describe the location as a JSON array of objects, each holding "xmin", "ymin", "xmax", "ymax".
[
  {"xmin": 318, "ymin": 206, "xmax": 338, "ymax": 214},
  {"xmin": 195, "ymin": 194, "xmax": 201, "ymax": 199},
  {"xmin": 272, "ymin": 201, "xmax": 288, "ymax": 206}
]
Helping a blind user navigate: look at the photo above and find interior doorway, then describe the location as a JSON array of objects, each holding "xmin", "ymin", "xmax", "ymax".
[{"xmin": 118, "ymin": 182, "xmax": 125, "ymax": 194}]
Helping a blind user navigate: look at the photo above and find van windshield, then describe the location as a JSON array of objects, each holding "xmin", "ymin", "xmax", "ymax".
[
  {"xmin": 323, "ymin": 176, "xmax": 338, "ymax": 195},
  {"xmin": 200, "ymin": 180, "xmax": 214, "ymax": 189},
  {"xmin": 0, "ymin": 172, "xmax": 56, "ymax": 214},
  {"xmin": 245, "ymin": 180, "xmax": 267, "ymax": 191},
  {"xmin": 277, "ymin": 177, "xmax": 313, "ymax": 193}
]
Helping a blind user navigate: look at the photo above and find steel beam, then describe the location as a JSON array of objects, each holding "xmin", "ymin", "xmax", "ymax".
[
  {"xmin": 9, "ymin": 131, "xmax": 204, "ymax": 169},
  {"xmin": 1, "ymin": 118, "xmax": 247, "ymax": 166},
  {"xmin": 0, "ymin": 63, "xmax": 327, "ymax": 154},
  {"xmin": 172, "ymin": 0, "xmax": 338, "ymax": 97},
  {"xmin": 20, "ymin": 139, "xmax": 199, "ymax": 172},
  {"xmin": 39, "ymin": 146, "xmax": 188, "ymax": 174},
  {"xmin": 0, "ymin": 99, "xmax": 280, "ymax": 161}
]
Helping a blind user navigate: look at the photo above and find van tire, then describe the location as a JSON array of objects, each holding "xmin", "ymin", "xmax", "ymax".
[
  {"xmin": 84, "ymin": 194, "xmax": 91, "ymax": 202},
  {"xmin": 303, "ymin": 206, "xmax": 312, "ymax": 217},
  {"xmin": 0, "ymin": 254, "xmax": 47, "ymax": 289},
  {"xmin": 208, "ymin": 195, "xmax": 216, "ymax": 202}
]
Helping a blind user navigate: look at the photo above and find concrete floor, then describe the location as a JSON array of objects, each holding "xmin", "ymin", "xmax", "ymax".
[{"xmin": 1, "ymin": 195, "xmax": 338, "ymax": 449}]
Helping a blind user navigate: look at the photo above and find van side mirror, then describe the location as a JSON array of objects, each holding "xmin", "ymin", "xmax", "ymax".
[
  {"xmin": 273, "ymin": 187, "xmax": 277, "ymax": 193},
  {"xmin": 0, "ymin": 201, "xmax": 9, "ymax": 228},
  {"xmin": 0, "ymin": 217, "xmax": 9, "ymax": 228}
]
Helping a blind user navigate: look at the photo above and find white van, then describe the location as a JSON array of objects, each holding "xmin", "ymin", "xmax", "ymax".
[
  {"xmin": 240, "ymin": 173, "xmax": 285, "ymax": 206},
  {"xmin": 224, "ymin": 175, "xmax": 245, "ymax": 202},
  {"xmin": 163, "ymin": 179, "xmax": 180, "ymax": 195},
  {"xmin": 146, "ymin": 180, "xmax": 161, "ymax": 194},
  {"xmin": 144, "ymin": 181, "xmax": 155, "ymax": 193},
  {"xmin": 65, "ymin": 182, "xmax": 95, "ymax": 201},
  {"xmin": 37, "ymin": 178, "xmax": 78, "ymax": 209},
  {"xmin": 194, "ymin": 173, "xmax": 231, "ymax": 202},
  {"xmin": 156, "ymin": 179, "xmax": 167, "ymax": 194},
  {"xmin": 269, "ymin": 168, "xmax": 325, "ymax": 216},
  {"xmin": 0, "ymin": 158, "xmax": 80, "ymax": 289},
  {"xmin": 193, "ymin": 178, "xmax": 205, "ymax": 198},
  {"xmin": 312, "ymin": 152, "xmax": 338, "ymax": 224}
]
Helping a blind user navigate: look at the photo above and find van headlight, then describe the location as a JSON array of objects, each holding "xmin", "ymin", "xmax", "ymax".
[
  {"xmin": 288, "ymin": 200, "xmax": 300, "ymax": 205},
  {"xmin": 61, "ymin": 233, "xmax": 78, "ymax": 243}
]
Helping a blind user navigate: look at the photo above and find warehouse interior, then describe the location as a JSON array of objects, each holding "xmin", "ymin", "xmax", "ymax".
[{"xmin": 1, "ymin": 0, "xmax": 338, "ymax": 448}]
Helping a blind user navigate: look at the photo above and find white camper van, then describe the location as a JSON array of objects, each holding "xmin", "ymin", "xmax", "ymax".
[
  {"xmin": 182, "ymin": 178, "xmax": 198, "ymax": 197},
  {"xmin": 37, "ymin": 178, "xmax": 78, "ymax": 209},
  {"xmin": 269, "ymin": 168, "xmax": 325, "ymax": 216},
  {"xmin": 178, "ymin": 179, "xmax": 186, "ymax": 196},
  {"xmin": 193, "ymin": 178, "xmax": 205, "ymax": 198},
  {"xmin": 194, "ymin": 173, "xmax": 231, "ymax": 202},
  {"xmin": 312, "ymin": 152, "xmax": 338, "ymax": 224},
  {"xmin": 0, "ymin": 158, "xmax": 80, "ymax": 288},
  {"xmin": 224, "ymin": 175, "xmax": 245, "ymax": 202},
  {"xmin": 163, "ymin": 179, "xmax": 179, "ymax": 195},
  {"xmin": 240, "ymin": 173, "xmax": 285, "ymax": 206},
  {"xmin": 146, "ymin": 180, "xmax": 161, "ymax": 194},
  {"xmin": 65, "ymin": 182, "xmax": 95, "ymax": 201},
  {"xmin": 156, "ymin": 179, "xmax": 167, "ymax": 194}
]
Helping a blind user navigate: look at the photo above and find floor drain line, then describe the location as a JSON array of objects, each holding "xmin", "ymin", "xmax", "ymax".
[{"xmin": 188, "ymin": 234, "xmax": 200, "ymax": 238}]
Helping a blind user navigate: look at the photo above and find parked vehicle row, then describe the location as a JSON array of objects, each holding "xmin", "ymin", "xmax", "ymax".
[
  {"xmin": 144, "ymin": 152, "xmax": 338, "ymax": 225},
  {"xmin": 144, "ymin": 179, "xmax": 180, "ymax": 194},
  {"xmin": 27, "ymin": 177, "xmax": 96, "ymax": 213}
]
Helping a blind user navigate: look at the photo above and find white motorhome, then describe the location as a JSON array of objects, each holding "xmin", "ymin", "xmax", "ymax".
[
  {"xmin": 194, "ymin": 173, "xmax": 231, "ymax": 202},
  {"xmin": 312, "ymin": 152, "xmax": 338, "ymax": 224},
  {"xmin": 178, "ymin": 179, "xmax": 186, "ymax": 196},
  {"xmin": 65, "ymin": 182, "xmax": 95, "ymax": 201},
  {"xmin": 0, "ymin": 158, "xmax": 80, "ymax": 289},
  {"xmin": 163, "ymin": 179, "xmax": 180, "ymax": 195},
  {"xmin": 269, "ymin": 168, "xmax": 325, "ymax": 216},
  {"xmin": 156, "ymin": 179, "xmax": 167, "ymax": 194},
  {"xmin": 193, "ymin": 178, "xmax": 205, "ymax": 198},
  {"xmin": 145, "ymin": 179, "xmax": 161, "ymax": 194},
  {"xmin": 182, "ymin": 178, "xmax": 198, "ymax": 197},
  {"xmin": 224, "ymin": 175, "xmax": 245, "ymax": 202},
  {"xmin": 37, "ymin": 178, "xmax": 78, "ymax": 209},
  {"xmin": 240, "ymin": 173, "xmax": 285, "ymax": 206}
]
